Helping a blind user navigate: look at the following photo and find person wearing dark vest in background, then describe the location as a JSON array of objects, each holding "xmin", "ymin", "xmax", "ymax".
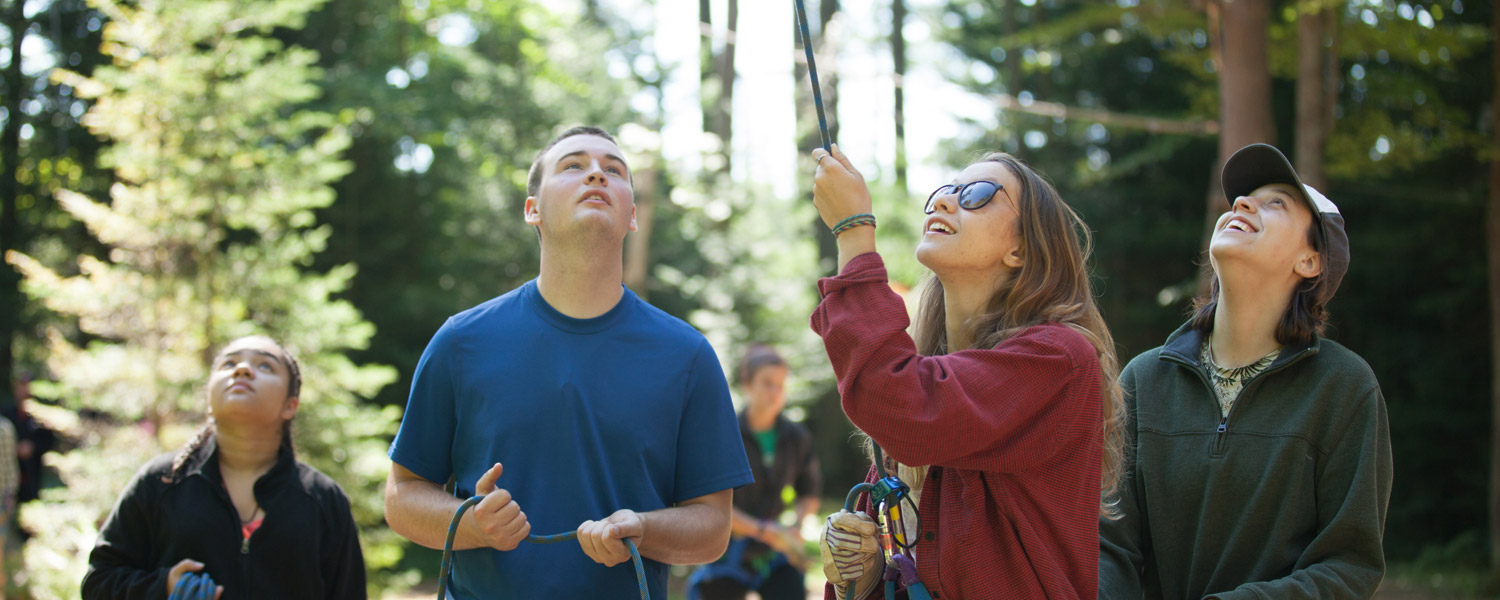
[
  {"xmin": 1100, "ymin": 143, "xmax": 1393, "ymax": 599},
  {"xmin": 689, "ymin": 344, "xmax": 821, "ymax": 600},
  {"xmin": 8, "ymin": 373, "xmax": 55, "ymax": 513}
]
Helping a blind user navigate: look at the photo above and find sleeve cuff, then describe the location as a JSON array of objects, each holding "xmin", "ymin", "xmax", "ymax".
[{"xmin": 815, "ymin": 252, "xmax": 887, "ymax": 297}]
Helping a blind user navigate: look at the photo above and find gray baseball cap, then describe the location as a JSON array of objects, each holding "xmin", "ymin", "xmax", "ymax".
[{"xmin": 1221, "ymin": 143, "xmax": 1349, "ymax": 305}]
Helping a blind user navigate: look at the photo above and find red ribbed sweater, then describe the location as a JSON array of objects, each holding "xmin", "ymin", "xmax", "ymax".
[{"xmin": 813, "ymin": 253, "xmax": 1102, "ymax": 600}]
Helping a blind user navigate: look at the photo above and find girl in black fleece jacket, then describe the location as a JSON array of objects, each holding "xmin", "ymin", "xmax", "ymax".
[{"xmin": 83, "ymin": 336, "xmax": 366, "ymax": 600}]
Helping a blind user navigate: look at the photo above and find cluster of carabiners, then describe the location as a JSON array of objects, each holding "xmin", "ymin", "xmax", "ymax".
[{"xmin": 841, "ymin": 473, "xmax": 931, "ymax": 600}]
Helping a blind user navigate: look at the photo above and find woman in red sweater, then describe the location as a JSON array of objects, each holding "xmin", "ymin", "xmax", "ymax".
[{"xmin": 810, "ymin": 145, "xmax": 1123, "ymax": 599}]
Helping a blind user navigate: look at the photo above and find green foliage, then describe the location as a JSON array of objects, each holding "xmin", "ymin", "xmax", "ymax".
[
  {"xmin": 294, "ymin": 0, "xmax": 639, "ymax": 416},
  {"xmin": 2, "ymin": 0, "xmax": 113, "ymax": 391},
  {"xmin": 1383, "ymin": 533, "xmax": 1495, "ymax": 597},
  {"xmin": 1315, "ymin": 2, "xmax": 1490, "ymax": 177},
  {"xmin": 7, "ymin": 0, "xmax": 398, "ymax": 596},
  {"xmin": 3, "ymin": 0, "xmax": 1493, "ymax": 592}
]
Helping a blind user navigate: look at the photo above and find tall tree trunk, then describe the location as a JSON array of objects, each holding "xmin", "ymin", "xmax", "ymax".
[
  {"xmin": 628, "ymin": 22, "xmax": 671, "ymax": 299},
  {"xmin": 1487, "ymin": 0, "xmax": 1500, "ymax": 579},
  {"xmin": 1294, "ymin": 1, "xmax": 1335, "ymax": 190},
  {"xmin": 1002, "ymin": 0, "xmax": 1023, "ymax": 149},
  {"xmin": 699, "ymin": 0, "xmax": 714, "ymax": 137},
  {"xmin": 1, "ymin": 0, "xmax": 29, "ymax": 402},
  {"xmin": 712, "ymin": 0, "xmax": 737, "ymax": 167},
  {"xmin": 891, "ymin": 0, "xmax": 907, "ymax": 190},
  {"xmin": 699, "ymin": 0, "xmax": 737, "ymax": 176},
  {"xmin": 1207, "ymin": 0, "xmax": 1275, "ymax": 247}
]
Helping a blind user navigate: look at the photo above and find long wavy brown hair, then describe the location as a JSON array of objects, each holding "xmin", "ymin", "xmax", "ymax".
[{"xmin": 912, "ymin": 152, "xmax": 1126, "ymax": 519}]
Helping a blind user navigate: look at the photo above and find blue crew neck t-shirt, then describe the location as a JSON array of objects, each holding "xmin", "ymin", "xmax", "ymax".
[{"xmin": 389, "ymin": 280, "xmax": 753, "ymax": 599}]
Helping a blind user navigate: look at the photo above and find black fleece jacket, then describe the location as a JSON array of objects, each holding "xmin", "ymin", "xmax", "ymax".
[{"xmin": 83, "ymin": 436, "xmax": 366, "ymax": 600}]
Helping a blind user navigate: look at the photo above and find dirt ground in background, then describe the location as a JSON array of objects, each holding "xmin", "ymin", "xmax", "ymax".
[{"xmin": 383, "ymin": 577, "xmax": 1487, "ymax": 600}]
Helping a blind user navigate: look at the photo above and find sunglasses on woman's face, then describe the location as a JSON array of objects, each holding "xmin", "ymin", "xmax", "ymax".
[{"xmin": 924, "ymin": 180, "xmax": 1007, "ymax": 214}]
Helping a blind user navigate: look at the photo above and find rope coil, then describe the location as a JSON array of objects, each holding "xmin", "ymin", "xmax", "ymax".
[{"xmin": 167, "ymin": 572, "xmax": 217, "ymax": 600}]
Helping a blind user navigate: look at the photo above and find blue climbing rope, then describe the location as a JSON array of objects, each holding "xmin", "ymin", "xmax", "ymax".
[
  {"xmin": 793, "ymin": 0, "xmax": 832, "ymax": 152},
  {"xmin": 437, "ymin": 496, "xmax": 649, "ymax": 600},
  {"xmin": 167, "ymin": 572, "xmax": 217, "ymax": 600}
]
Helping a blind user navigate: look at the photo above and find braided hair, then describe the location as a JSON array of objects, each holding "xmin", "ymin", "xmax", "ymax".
[{"xmin": 169, "ymin": 336, "xmax": 302, "ymax": 482}]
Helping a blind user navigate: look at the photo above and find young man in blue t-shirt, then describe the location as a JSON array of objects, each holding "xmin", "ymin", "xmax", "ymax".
[{"xmin": 385, "ymin": 126, "xmax": 754, "ymax": 599}]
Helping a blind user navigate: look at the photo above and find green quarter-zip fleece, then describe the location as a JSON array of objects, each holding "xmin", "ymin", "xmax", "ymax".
[{"xmin": 1100, "ymin": 322, "xmax": 1392, "ymax": 600}]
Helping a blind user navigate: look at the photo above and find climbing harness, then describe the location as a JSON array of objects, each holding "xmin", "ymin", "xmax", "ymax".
[
  {"xmin": 839, "ymin": 445, "xmax": 932, "ymax": 600},
  {"xmin": 168, "ymin": 572, "xmax": 217, "ymax": 600},
  {"xmin": 438, "ymin": 496, "xmax": 650, "ymax": 600},
  {"xmin": 793, "ymin": 0, "xmax": 832, "ymax": 152}
]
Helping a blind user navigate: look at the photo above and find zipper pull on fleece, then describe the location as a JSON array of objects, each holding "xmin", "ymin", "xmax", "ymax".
[
  {"xmin": 1216, "ymin": 419, "xmax": 1227, "ymax": 433},
  {"xmin": 241, "ymin": 536, "xmax": 250, "ymax": 555}
]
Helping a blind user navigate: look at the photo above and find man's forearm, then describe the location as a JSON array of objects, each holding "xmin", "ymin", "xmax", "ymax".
[{"xmin": 636, "ymin": 502, "xmax": 732, "ymax": 565}]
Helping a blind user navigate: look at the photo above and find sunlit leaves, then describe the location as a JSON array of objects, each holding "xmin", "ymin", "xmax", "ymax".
[{"xmin": 11, "ymin": 0, "xmax": 398, "ymax": 597}]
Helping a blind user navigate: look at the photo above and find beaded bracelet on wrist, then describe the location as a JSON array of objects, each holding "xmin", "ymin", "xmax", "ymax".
[{"xmin": 831, "ymin": 213, "xmax": 877, "ymax": 237}]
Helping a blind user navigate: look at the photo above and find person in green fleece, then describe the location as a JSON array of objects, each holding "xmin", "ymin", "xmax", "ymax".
[{"xmin": 1099, "ymin": 143, "xmax": 1392, "ymax": 600}]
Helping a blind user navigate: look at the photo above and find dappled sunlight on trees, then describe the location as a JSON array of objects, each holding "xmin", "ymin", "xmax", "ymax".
[
  {"xmin": 8, "ymin": 0, "xmax": 398, "ymax": 596},
  {"xmin": 0, "ymin": 0, "xmax": 1496, "ymax": 595}
]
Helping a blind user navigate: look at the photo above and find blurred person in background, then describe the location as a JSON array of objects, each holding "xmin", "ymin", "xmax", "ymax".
[
  {"xmin": 689, "ymin": 344, "xmax": 821, "ymax": 600},
  {"xmin": 7, "ymin": 373, "xmax": 54, "ymax": 514},
  {"xmin": 0, "ymin": 405, "xmax": 16, "ymax": 600}
]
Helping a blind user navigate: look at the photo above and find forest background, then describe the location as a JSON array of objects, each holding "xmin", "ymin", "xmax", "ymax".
[{"xmin": 0, "ymin": 0, "xmax": 1495, "ymax": 597}]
